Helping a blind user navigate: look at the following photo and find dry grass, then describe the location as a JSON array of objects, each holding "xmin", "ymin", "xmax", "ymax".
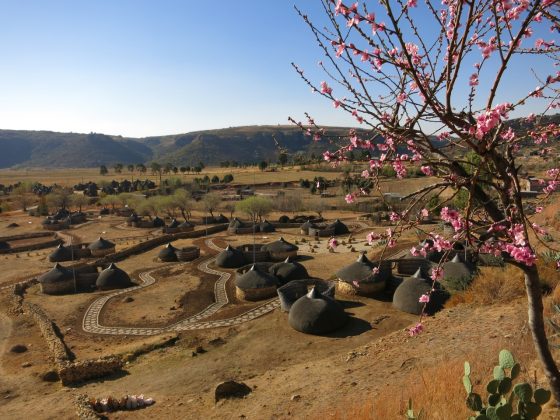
[
  {"xmin": 446, "ymin": 261, "xmax": 560, "ymax": 308},
  {"xmin": 325, "ymin": 338, "xmax": 536, "ymax": 420},
  {"xmin": 446, "ymin": 265, "xmax": 526, "ymax": 307}
]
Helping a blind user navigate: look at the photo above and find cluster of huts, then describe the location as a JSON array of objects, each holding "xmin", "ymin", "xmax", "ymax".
[
  {"xmin": 39, "ymin": 262, "xmax": 132, "ymax": 295},
  {"xmin": 300, "ymin": 219, "xmax": 349, "ymax": 237},
  {"xmin": 48, "ymin": 237, "xmax": 116, "ymax": 262},
  {"xmin": 75, "ymin": 179, "xmax": 156, "ymax": 196},
  {"xmin": 42, "ymin": 209, "xmax": 87, "ymax": 231},
  {"xmin": 227, "ymin": 218, "xmax": 275, "ymax": 234},
  {"xmin": 210, "ymin": 232, "xmax": 478, "ymax": 335},
  {"xmin": 157, "ymin": 243, "xmax": 200, "ymax": 262}
]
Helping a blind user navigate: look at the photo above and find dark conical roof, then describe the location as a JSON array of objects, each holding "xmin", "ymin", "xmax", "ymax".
[
  {"xmin": 179, "ymin": 220, "xmax": 195, "ymax": 228},
  {"xmin": 288, "ymin": 287, "xmax": 347, "ymax": 335},
  {"xmin": 152, "ymin": 216, "xmax": 165, "ymax": 227},
  {"xmin": 392, "ymin": 275, "xmax": 448, "ymax": 315},
  {"xmin": 259, "ymin": 219, "xmax": 275, "ymax": 233},
  {"xmin": 300, "ymin": 220, "xmax": 317, "ymax": 231},
  {"xmin": 236, "ymin": 264, "xmax": 279, "ymax": 290},
  {"xmin": 216, "ymin": 245, "xmax": 246, "ymax": 268},
  {"xmin": 229, "ymin": 218, "xmax": 244, "ymax": 229},
  {"xmin": 158, "ymin": 243, "xmax": 178, "ymax": 261},
  {"xmin": 327, "ymin": 219, "xmax": 349, "ymax": 235},
  {"xmin": 38, "ymin": 263, "xmax": 74, "ymax": 284},
  {"xmin": 48, "ymin": 244, "xmax": 73, "ymax": 262},
  {"xmin": 96, "ymin": 263, "xmax": 132, "ymax": 289},
  {"xmin": 269, "ymin": 259, "xmax": 309, "ymax": 285},
  {"xmin": 88, "ymin": 237, "xmax": 115, "ymax": 251},
  {"xmin": 261, "ymin": 237, "xmax": 299, "ymax": 253},
  {"xmin": 0, "ymin": 240, "xmax": 10, "ymax": 250},
  {"xmin": 441, "ymin": 256, "xmax": 475, "ymax": 291},
  {"xmin": 168, "ymin": 218, "xmax": 180, "ymax": 228},
  {"xmin": 215, "ymin": 214, "xmax": 229, "ymax": 223},
  {"xmin": 336, "ymin": 252, "xmax": 380, "ymax": 284}
]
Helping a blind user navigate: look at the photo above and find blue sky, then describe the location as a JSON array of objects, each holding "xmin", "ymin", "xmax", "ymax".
[{"xmin": 0, "ymin": 1, "xmax": 556, "ymax": 137}]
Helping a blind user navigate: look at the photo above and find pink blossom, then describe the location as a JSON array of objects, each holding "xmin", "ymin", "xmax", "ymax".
[
  {"xmin": 408, "ymin": 322, "xmax": 424, "ymax": 336},
  {"xmin": 372, "ymin": 267, "xmax": 380, "ymax": 275},
  {"xmin": 535, "ymin": 206, "xmax": 543, "ymax": 213},
  {"xmin": 407, "ymin": 0, "xmax": 417, "ymax": 8},
  {"xmin": 419, "ymin": 294, "xmax": 430, "ymax": 303},
  {"xmin": 431, "ymin": 267, "xmax": 443, "ymax": 282},
  {"xmin": 320, "ymin": 81, "xmax": 333, "ymax": 95},
  {"xmin": 420, "ymin": 165, "xmax": 434, "ymax": 176},
  {"xmin": 345, "ymin": 193, "xmax": 355, "ymax": 204},
  {"xmin": 367, "ymin": 231, "xmax": 380, "ymax": 244},
  {"xmin": 333, "ymin": 99, "xmax": 341, "ymax": 108},
  {"xmin": 328, "ymin": 237, "xmax": 338, "ymax": 249},
  {"xmin": 420, "ymin": 208, "xmax": 429, "ymax": 218},
  {"xmin": 352, "ymin": 280, "xmax": 360, "ymax": 288}
]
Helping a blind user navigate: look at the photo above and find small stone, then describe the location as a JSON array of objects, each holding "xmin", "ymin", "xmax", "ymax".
[
  {"xmin": 195, "ymin": 346, "xmax": 206, "ymax": 354},
  {"xmin": 122, "ymin": 296, "xmax": 134, "ymax": 303},
  {"xmin": 291, "ymin": 394, "xmax": 301, "ymax": 401},
  {"xmin": 40, "ymin": 370, "xmax": 59, "ymax": 382},
  {"xmin": 9, "ymin": 344, "xmax": 27, "ymax": 353},
  {"xmin": 214, "ymin": 381, "xmax": 252, "ymax": 403},
  {"xmin": 21, "ymin": 362, "xmax": 32, "ymax": 368}
]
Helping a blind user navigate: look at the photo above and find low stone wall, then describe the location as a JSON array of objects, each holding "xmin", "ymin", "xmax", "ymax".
[
  {"xmin": 93, "ymin": 224, "xmax": 227, "ymax": 265},
  {"xmin": 22, "ymin": 301, "xmax": 73, "ymax": 364},
  {"xmin": 336, "ymin": 279, "xmax": 385, "ymax": 296},
  {"xmin": 0, "ymin": 231, "xmax": 53, "ymax": 242},
  {"xmin": 74, "ymin": 394, "xmax": 101, "ymax": 419},
  {"xmin": 59, "ymin": 357, "xmax": 124, "ymax": 385},
  {"xmin": 162, "ymin": 226, "xmax": 194, "ymax": 234},
  {"xmin": 0, "ymin": 238, "xmax": 63, "ymax": 254},
  {"xmin": 228, "ymin": 226, "xmax": 256, "ymax": 235}
]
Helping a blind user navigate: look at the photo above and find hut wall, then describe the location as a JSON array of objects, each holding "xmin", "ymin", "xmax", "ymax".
[
  {"xmin": 229, "ymin": 226, "xmax": 256, "ymax": 235},
  {"xmin": 90, "ymin": 248, "xmax": 116, "ymax": 258},
  {"xmin": 336, "ymin": 279, "xmax": 385, "ymax": 296},
  {"xmin": 237, "ymin": 245, "xmax": 269, "ymax": 262},
  {"xmin": 236, "ymin": 286, "xmax": 277, "ymax": 302},
  {"xmin": 176, "ymin": 247, "xmax": 200, "ymax": 262},
  {"xmin": 268, "ymin": 250, "xmax": 298, "ymax": 261},
  {"xmin": 396, "ymin": 259, "xmax": 430, "ymax": 276},
  {"xmin": 76, "ymin": 274, "xmax": 98, "ymax": 291},
  {"xmin": 40, "ymin": 280, "xmax": 75, "ymax": 295},
  {"xmin": 308, "ymin": 227, "xmax": 335, "ymax": 238}
]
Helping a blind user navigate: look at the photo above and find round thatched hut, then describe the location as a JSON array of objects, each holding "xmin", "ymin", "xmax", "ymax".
[
  {"xmin": 158, "ymin": 243, "xmax": 178, "ymax": 262},
  {"xmin": 215, "ymin": 245, "xmax": 246, "ymax": 268},
  {"xmin": 176, "ymin": 246, "xmax": 200, "ymax": 262},
  {"xmin": 396, "ymin": 253, "xmax": 432, "ymax": 277},
  {"xmin": 127, "ymin": 213, "xmax": 140, "ymax": 227},
  {"xmin": 261, "ymin": 237, "xmax": 299, "ymax": 261},
  {"xmin": 152, "ymin": 216, "xmax": 165, "ymax": 228},
  {"xmin": 235, "ymin": 264, "xmax": 279, "ymax": 301},
  {"xmin": 215, "ymin": 214, "xmax": 229, "ymax": 223},
  {"xmin": 269, "ymin": 257, "xmax": 309, "ymax": 285},
  {"xmin": 259, "ymin": 219, "xmax": 275, "ymax": 233},
  {"xmin": 236, "ymin": 244, "xmax": 268, "ymax": 262},
  {"xmin": 39, "ymin": 263, "xmax": 76, "ymax": 295},
  {"xmin": 168, "ymin": 218, "xmax": 180, "ymax": 229},
  {"xmin": 96, "ymin": 263, "xmax": 132, "ymax": 290},
  {"xmin": 288, "ymin": 288, "xmax": 347, "ymax": 335},
  {"xmin": 300, "ymin": 220, "xmax": 316, "ymax": 235},
  {"xmin": 336, "ymin": 253, "xmax": 388, "ymax": 296},
  {"xmin": 48, "ymin": 244, "xmax": 74, "ymax": 263},
  {"xmin": 392, "ymin": 269, "xmax": 448, "ymax": 315},
  {"xmin": 88, "ymin": 237, "xmax": 116, "ymax": 257},
  {"xmin": 441, "ymin": 254, "xmax": 475, "ymax": 291},
  {"xmin": 328, "ymin": 219, "xmax": 349, "ymax": 235},
  {"xmin": 178, "ymin": 220, "xmax": 195, "ymax": 231}
]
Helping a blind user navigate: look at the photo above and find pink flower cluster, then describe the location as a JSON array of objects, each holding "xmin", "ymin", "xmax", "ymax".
[
  {"xmin": 471, "ymin": 103, "xmax": 511, "ymax": 140},
  {"xmin": 328, "ymin": 237, "xmax": 338, "ymax": 249},
  {"xmin": 409, "ymin": 322, "xmax": 424, "ymax": 336},
  {"xmin": 440, "ymin": 207, "xmax": 464, "ymax": 232}
]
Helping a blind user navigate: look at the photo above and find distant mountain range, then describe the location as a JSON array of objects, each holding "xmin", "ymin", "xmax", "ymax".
[
  {"xmin": 0, "ymin": 126, "xmax": 354, "ymax": 169},
  {"xmin": 0, "ymin": 114, "xmax": 557, "ymax": 169}
]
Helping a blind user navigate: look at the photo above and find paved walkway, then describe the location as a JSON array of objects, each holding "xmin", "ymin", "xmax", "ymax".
[{"xmin": 81, "ymin": 238, "xmax": 280, "ymax": 336}]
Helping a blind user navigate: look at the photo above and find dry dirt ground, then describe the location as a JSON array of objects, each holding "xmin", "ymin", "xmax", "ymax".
[{"xmin": 1, "ymin": 211, "xmax": 559, "ymax": 419}]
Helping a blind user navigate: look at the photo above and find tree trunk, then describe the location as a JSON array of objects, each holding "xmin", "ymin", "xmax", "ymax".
[{"xmin": 523, "ymin": 264, "xmax": 560, "ymax": 404}]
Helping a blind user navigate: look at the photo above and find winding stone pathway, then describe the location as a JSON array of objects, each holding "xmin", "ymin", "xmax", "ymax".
[{"xmin": 81, "ymin": 238, "xmax": 280, "ymax": 336}]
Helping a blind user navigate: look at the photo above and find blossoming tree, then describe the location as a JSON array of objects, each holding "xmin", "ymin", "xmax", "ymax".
[{"xmin": 292, "ymin": 0, "xmax": 560, "ymax": 402}]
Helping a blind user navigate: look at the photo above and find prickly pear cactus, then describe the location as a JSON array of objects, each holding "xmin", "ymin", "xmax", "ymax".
[{"xmin": 463, "ymin": 349, "xmax": 551, "ymax": 420}]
